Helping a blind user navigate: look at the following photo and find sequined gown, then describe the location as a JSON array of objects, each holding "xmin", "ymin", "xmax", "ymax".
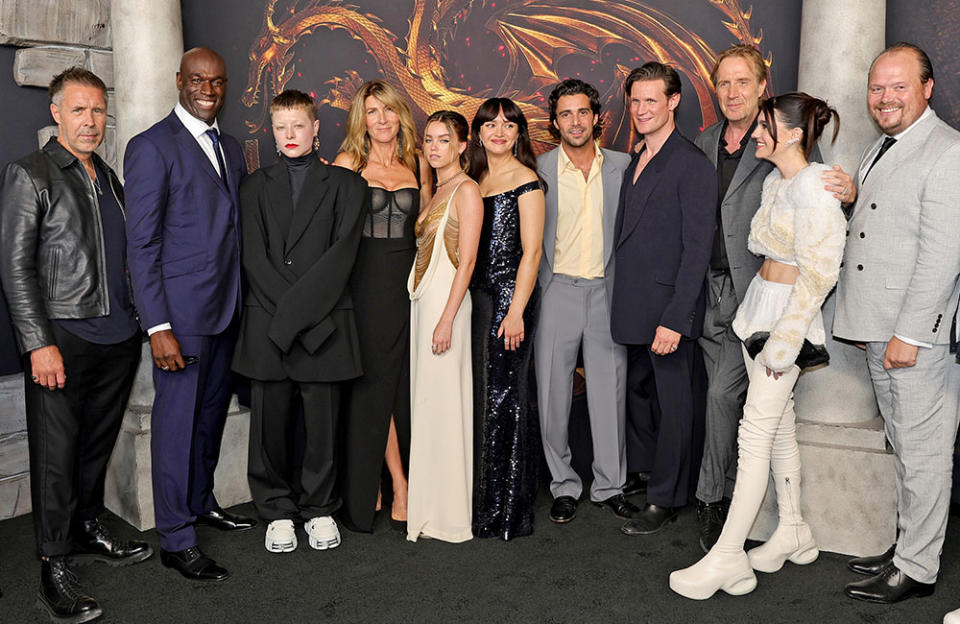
[
  {"xmin": 406, "ymin": 181, "xmax": 474, "ymax": 543},
  {"xmin": 340, "ymin": 186, "xmax": 418, "ymax": 532},
  {"xmin": 470, "ymin": 181, "xmax": 541, "ymax": 540}
]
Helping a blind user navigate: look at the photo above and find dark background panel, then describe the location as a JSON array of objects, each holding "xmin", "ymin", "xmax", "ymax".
[
  {"xmin": 182, "ymin": 0, "xmax": 803, "ymax": 169},
  {"xmin": 0, "ymin": 44, "xmax": 51, "ymax": 374}
]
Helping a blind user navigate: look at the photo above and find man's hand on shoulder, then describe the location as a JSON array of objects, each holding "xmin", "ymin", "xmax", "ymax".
[
  {"xmin": 150, "ymin": 329, "xmax": 185, "ymax": 372},
  {"xmin": 822, "ymin": 164, "xmax": 857, "ymax": 205},
  {"xmin": 30, "ymin": 345, "xmax": 65, "ymax": 390},
  {"xmin": 883, "ymin": 336, "xmax": 919, "ymax": 369}
]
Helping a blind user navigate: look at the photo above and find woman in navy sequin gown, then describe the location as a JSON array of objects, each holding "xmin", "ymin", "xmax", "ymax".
[{"xmin": 466, "ymin": 98, "xmax": 546, "ymax": 539}]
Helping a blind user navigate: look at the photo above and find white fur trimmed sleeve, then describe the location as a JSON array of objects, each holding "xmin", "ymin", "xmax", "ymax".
[{"xmin": 757, "ymin": 171, "xmax": 846, "ymax": 372}]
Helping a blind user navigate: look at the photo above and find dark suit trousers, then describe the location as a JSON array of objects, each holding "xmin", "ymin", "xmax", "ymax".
[
  {"xmin": 625, "ymin": 340, "xmax": 705, "ymax": 508},
  {"xmin": 248, "ymin": 379, "xmax": 341, "ymax": 520},
  {"xmin": 25, "ymin": 325, "xmax": 140, "ymax": 557},
  {"xmin": 151, "ymin": 325, "xmax": 236, "ymax": 551}
]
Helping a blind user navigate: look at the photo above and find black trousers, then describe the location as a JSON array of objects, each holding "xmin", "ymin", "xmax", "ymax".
[
  {"xmin": 248, "ymin": 379, "xmax": 341, "ymax": 521},
  {"xmin": 625, "ymin": 340, "xmax": 706, "ymax": 508},
  {"xmin": 24, "ymin": 325, "xmax": 140, "ymax": 557}
]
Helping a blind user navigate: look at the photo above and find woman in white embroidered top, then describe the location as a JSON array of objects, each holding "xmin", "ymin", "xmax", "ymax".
[{"xmin": 670, "ymin": 92, "xmax": 846, "ymax": 600}]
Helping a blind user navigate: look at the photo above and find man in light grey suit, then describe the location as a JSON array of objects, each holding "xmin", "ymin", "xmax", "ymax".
[
  {"xmin": 534, "ymin": 79, "xmax": 637, "ymax": 524},
  {"xmin": 691, "ymin": 45, "xmax": 852, "ymax": 552},
  {"xmin": 835, "ymin": 42, "xmax": 960, "ymax": 604}
]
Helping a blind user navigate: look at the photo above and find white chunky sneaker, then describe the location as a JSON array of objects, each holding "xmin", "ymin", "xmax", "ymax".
[
  {"xmin": 264, "ymin": 519, "xmax": 297, "ymax": 553},
  {"xmin": 305, "ymin": 516, "xmax": 340, "ymax": 550}
]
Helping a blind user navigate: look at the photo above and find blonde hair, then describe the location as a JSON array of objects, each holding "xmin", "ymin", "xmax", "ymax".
[{"xmin": 338, "ymin": 80, "xmax": 417, "ymax": 172}]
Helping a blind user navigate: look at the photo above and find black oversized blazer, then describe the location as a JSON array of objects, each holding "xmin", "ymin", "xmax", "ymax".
[
  {"xmin": 610, "ymin": 129, "xmax": 717, "ymax": 345},
  {"xmin": 232, "ymin": 158, "xmax": 369, "ymax": 382}
]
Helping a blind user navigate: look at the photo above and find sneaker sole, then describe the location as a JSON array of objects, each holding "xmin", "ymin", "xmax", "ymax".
[
  {"xmin": 308, "ymin": 535, "xmax": 341, "ymax": 550},
  {"xmin": 67, "ymin": 547, "xmax": 154, "ymax": 568},
  {"xmin": 36, "ymin": 597, "xmax": 103, "ymax": 624},
  {"xmin": 265, "ymin": 539, "xmax": 297, "ymax": 553}
]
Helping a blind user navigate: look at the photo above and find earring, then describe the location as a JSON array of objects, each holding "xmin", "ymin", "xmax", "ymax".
[
  {"xmin": 478, "ymin": 137, "xmax": 483, "ymax": 148},
  {"xmin": 785, "ymin": 137, "xmax": 801, "ymax": 146},
  {"xmin": 313, "ymin": 135, "xmax": 320, "ymax": 152},
  {"xmin": 276, "ymin": 144, "xmax": 281, "ymax": 155}
]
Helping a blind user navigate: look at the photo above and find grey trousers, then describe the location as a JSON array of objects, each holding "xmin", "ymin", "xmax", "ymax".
[
  {"xmin": 695, "ymin": 269, "xmax": 748, "ymax": 504},
  {"xmin": 866, "ymin": 342, "xmax": 960, "ymax": 583},
  {"xmin": 534, "ymin": 275, "xmax": 627, "ymax": 502}
]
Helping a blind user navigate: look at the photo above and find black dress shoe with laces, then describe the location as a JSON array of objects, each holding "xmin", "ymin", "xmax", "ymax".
[
  {"xmin": 844, "ymin": 563, "xmax": 935, "ymax": 604},
  {"xmin": 621, "ymin": 504, "xmax": 679, "ymax": 535},
  {"xmin": 594, "ymin": 494, "xmax": 641, "ymax": 520},
  {"xmin": 549, "ymin": 496, "xmax": 579, "ymax": 523},
  {"xmin": 69, "ymin": 517, "xmax": 153, "ymax": 567},
  {"xmin": 195, "ymin": 508, "xmax": 257, "ymax": 532},
  {"xmin": 160, "ymin": 546, "xmax": 230, "ymax": 582},
  {"xmin": 697, "ymin": 500, "xmax": 725, "ymax": 553},
  {"xmin": 37, "ymin": 556, "xmax": 103, "ymax": 624},
  {"xmin": 622, "ymin": 472, "xmax": 651, "ymax": 496},
  {"xmin": 847, "ymin": 544, "xmax": 895, "ymax": 576}
]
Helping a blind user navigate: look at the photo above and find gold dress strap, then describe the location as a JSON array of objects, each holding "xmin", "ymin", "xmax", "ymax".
[{"xmin": 412, "ymin": 180, "xmax": 466, "ymax": 292}]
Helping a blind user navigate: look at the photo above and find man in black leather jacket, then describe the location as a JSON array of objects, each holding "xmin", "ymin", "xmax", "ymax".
[{"xmin": 0, "ymin": 67, "xmax": 151, "ymax": 624}]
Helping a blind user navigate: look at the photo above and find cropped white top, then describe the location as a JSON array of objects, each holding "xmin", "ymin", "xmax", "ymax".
[{"xmin": 732, "ymin": 163, "xmax": 846, "ymax": 372}]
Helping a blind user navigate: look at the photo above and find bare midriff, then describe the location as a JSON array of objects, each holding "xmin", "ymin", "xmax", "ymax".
[{"xmin": 758, "ymin": 258, "xmax": 799, "ymax": 285}]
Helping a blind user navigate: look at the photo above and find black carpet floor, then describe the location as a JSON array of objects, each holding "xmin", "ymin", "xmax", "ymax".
[{"xmin": 1, "ymin": 492, "xmax": 958, "ymax": 624}]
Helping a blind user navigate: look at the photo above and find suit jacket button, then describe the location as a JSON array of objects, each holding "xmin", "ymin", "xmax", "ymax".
[
  {"xmin": 846, "ymin": 230, "xmax": 850, "ymax": 237},
  {"xmin": 840, "ymin": 261, "xmax": 845, "ymax": 268},
  {"xmin": 870, "ymin": 203, "xmax": 877, "ymax": 210},
  {"xmin": 284, "ymin": 258, "xmax": 292, "ymax": 265},
  {"xmin": 859, "ymin": 232, "xmax": 865, "ymax": 238},
  {"xmin": 857, "ymin": 264, "xmax": 864, "ymax": 271}
]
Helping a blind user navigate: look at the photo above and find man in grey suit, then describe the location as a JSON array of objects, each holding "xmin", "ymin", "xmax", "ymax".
[
  {"xmin": 836, "ymin": 42, "xmax": 960, "ymax": 604},
  {"xmin": 692, "ymin": 45, "xmax": 854, "ymax": 551},
  {"xmin": 535, "ymin": 79, "xmax": 638, "ymax": 524}
]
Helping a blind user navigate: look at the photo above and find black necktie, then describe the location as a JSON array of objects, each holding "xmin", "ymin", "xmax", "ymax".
[
  {"xmin": 204, "ymin": 128, "xmax": 228, "ymax": 188},
  {"xmin": 863, "ymin": 136, "xmax": 896, "ymax": 182}
]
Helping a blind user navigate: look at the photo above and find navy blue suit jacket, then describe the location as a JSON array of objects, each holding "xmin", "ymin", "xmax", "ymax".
[
  {"xmin": 124, "ymin": 111, "xmax": 243, "ymax": 337},
  {"xmin": 611, "ymin": 129, "xmax": 716, "ymax": 345}
]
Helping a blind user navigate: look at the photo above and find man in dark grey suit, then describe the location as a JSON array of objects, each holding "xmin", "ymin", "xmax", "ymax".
[
  {"xmin": 692, "ymin": 45, "xmax": 854, "ymax": 551},
  {"xmin": 837, "ymin": 42, "xmax": 960, "ymax": 605},
  {"xmin": 534, "ymin": 79, "xmax": 636, "ymax": 524}
]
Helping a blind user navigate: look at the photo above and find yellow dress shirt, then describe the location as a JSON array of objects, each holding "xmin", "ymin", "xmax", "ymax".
[{"xmin": 554, "ymin": 144, "xmax": 605, "ymax": 279}]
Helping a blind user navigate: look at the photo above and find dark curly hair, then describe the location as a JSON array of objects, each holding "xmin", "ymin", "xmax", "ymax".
[{"xmin": 547, "ymin": 78, "xmax": 603, "ymax": 141}]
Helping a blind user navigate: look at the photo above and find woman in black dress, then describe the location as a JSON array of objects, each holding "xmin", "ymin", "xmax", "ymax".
[
  {"xmin": 466, "ymin": 98, "xmax": 545, "ymax": 539},
  {"xmin": 335, "ymin": 80, "xmax": 430, "ymax": 532}
]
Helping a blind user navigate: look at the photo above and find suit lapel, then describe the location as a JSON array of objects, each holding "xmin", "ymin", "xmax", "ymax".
[
  {"xmin": 541, "ymin": 149, "xmax": 560, "ymax": 271},
  {"xmin": 600, "ymin": 148, "xmax": 623, "ymax": 264},
  {"xmin": 861, "ymin": 112, "xmax": 937, "ymax": 189},
  {"xmin": 285, "ymin": 160, "xmax": 330, "ymax": 252},
  {"xmin": 617, "ymin": 134, "xmax": 675, "ymax": 248},
  {"xmin": 724, "ymin": 138, "xmax": 762, "ymax": 200},
  {"xmin": 169, "ymin": 113, "xmax": 232, "ymax": 200},
  {"xmin": 263, "ymin": 164, "xmax": 294, "ymax": 240},
  {"xmin": 701, "ymin": 123, "xmax": 721, "ymax": 168}
]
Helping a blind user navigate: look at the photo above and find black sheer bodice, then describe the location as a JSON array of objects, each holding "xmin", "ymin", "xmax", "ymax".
[{"xmin": 363, "ymin": 187, "xmax": 419, "ymax": 240}]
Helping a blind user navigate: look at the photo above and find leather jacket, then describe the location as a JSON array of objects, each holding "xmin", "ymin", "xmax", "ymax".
[{"xmin": 0, "ymin": 137, "xmax": 126, "ymax": 354}]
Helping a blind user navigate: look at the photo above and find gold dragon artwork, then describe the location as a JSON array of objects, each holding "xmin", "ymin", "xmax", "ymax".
[{"xmin": 241, "ymin": 0, "xmax": 771, "ymax": 172}]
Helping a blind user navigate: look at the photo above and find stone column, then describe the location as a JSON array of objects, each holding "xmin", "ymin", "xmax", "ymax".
[
  {"xmin": 749, "ymin": 0, "xmax": 894, "ymax": 556},
  {"xmin": 104, "ymin": 2, "xmax": 252, "ymax": 529},
  {"xmin": 109, "ymin": 0, "xmax": 182, "ymax": 176}
]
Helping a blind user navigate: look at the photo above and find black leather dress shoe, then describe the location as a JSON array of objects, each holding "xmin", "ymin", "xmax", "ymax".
[
  {"xmin": 160, "ymin": 546, "xmax": 230, "ymax": 582},
  {"xmin": 195, "ymin": 508, "xmax": 257, "ymax": 532},
  {"xmin": 697, "ymin": 500, "xmax": 726, "ymax": 553},
  {"xmin": 844, "ymin": 563, "xmax": 935, "ymax": 604},
  {"xmin": 69, "ymin": 518, "xmax": 153, "ymax": 567},
  {"xmin": 847, "ymin": 544, "xmax": 895, "ymax": 576},
  {"xmin": 622, "ymin": 472, "xmax": 651, "ymax": 496},
  {"xmin": 620, "ymin": 504, "xmax": 678, "ymax": 535},
  {"xmin": 593, "ymin": 494, "xmax": 641, "ymax": 520},
  {"xmin": 37, "ymin": 557, "xmax": 103, "ymax": 624},
  {"xmin": 549, "ymin": 496, "xmax": 579, "ymax": 523}
]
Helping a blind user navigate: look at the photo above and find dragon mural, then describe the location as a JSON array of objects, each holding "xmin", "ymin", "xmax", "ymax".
[{"xmin": 241, "ymin": 0, "xmax": 770, "ymax": 170}]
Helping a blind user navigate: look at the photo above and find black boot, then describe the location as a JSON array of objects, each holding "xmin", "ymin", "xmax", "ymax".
[
  {"xmin": 69, "ymin": 517, "xmax": 153, "ymax": 567},
  {"xmin": 697, "ymin": 500, "xmax": 726, "ymax": 553},
  {"xmin": 37, "ymin": 557, "xmax": 103, "ymax": 623}
]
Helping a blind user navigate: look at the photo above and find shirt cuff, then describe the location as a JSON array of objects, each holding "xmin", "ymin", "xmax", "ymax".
[
  {"xmin": 894, "ymin": 334, "xmax": 932, "ymax": 349},
  {"xmin": 147, "ymin": 323, "xmax": 172, "ymax": 336}
]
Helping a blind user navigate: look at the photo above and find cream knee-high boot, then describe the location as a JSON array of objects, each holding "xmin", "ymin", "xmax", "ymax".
[{"xmin": 747, "ymin": 470, "xmax": 818, "ymax": 572}]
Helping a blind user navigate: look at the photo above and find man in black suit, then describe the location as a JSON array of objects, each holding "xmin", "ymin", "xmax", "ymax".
[
  {"xmin": 232, "ymin": 90, "xmax": 368, "ymax": 553},
  {"xmin": 611, "ymin": 62, "xmax": 716, "ymax": 536}
]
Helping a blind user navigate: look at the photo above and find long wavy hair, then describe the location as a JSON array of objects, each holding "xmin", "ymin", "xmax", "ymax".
[
  {"xmin": 466, "ymin": 97, "xmax": 543, "ymax": 189},
  {"xmin": 338, "ymin": 80, "xmax": 418, "ymax": 172}
]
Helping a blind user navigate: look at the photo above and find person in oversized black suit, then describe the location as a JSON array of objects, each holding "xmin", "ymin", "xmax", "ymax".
[
  {"xmin": 612, "ymin": 62, "xmax": 716, "ymax": 536},
  {"xmin": 232, "ymin": 90, "xmax": 368, "ymax": 554}
]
